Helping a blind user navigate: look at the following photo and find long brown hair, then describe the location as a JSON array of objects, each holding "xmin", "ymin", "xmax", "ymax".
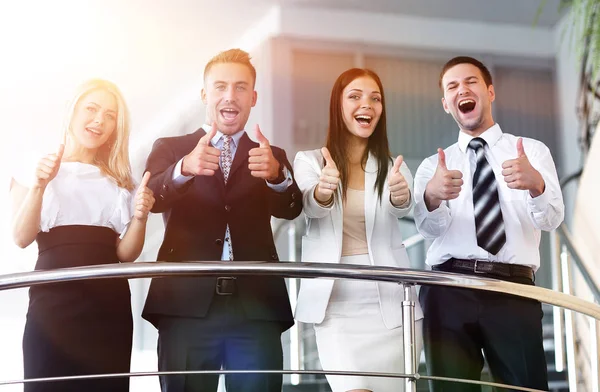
[{"xmin": 325, "ymin": 68, "xmax": 391, "ymax": 201}]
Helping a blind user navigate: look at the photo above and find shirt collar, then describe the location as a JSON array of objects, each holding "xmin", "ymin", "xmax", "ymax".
[
  {"xmin": 201, "ymin": 124, "xmax": 245, "ymax": 148},
  {"xmin": 457, "ymin": 123, "xmax": 503, "ymax": 153}
]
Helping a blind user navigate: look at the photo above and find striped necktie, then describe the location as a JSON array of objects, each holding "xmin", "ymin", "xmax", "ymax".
[{"xmin": 469, "ymin": 137, "xmax": 506, "ymax": 255}]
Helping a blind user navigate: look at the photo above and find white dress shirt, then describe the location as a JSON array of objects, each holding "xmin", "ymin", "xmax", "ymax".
[
  {"xmin": 172, "ymin": 124, "xmax": 292, "ymax": 260},
  {"xmin": 413, "ymin": 124, "xmax": 564, "ymax": 271},
  {"xmin": 13, "ymin": 161, "xmax": 134, "ymax": 234}
]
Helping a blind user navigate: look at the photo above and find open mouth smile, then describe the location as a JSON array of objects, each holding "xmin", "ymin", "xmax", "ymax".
[
  {"xmin": 458, "ymin": 99, "xmax": 476, "ymax": 114},
  {"xmin": 354, "ymin": 114, "xmax": 373, "ymax": 126}
]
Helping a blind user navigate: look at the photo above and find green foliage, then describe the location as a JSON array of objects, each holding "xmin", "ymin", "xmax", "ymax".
[{"xmin": 538, "ymin": 0, "xmax": 600, "ymax": 79}]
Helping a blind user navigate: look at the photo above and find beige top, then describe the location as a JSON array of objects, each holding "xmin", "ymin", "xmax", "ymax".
[{"xmin": 341, "ymin": 188, "xmax": 369, "ymax": 257}]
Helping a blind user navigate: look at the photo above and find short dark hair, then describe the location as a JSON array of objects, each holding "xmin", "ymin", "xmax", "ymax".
[
  {"xmin": 204, "ymin": 48, "xmax": 257, "ymax": 86},
  {"xmin": 439, "ymin": 56, "xmax": 493, "ymax": 89}
]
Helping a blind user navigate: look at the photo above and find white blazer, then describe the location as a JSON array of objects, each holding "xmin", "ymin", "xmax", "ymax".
[{"xmin": 293, "ymin": 149, "xmax": 424, "ymax": 329}]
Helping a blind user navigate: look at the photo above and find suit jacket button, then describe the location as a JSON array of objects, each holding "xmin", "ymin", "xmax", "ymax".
[
  {"xmin": 271, "ymin": 253, "xmax": 278, "ymax": 260},
  {"xmin": 159, "ymin": 194, "xmax": 165, "ymax": 201},
  {"xmin": 291, "ymin": 192, "xmax": 297, "ymax": 200},
  {"xmin": 215, "ymin": 239, "xmax": 223, "ymax": 246},
  {"xmin": 162, "ymin": 184, "xmax": 169, "ymax": 191},
  {"xmin": 289, "ymin": 202, "xmax": 295, "ymax": 208},
  {"xmin": 225, "ymin": 205, "xmax": 231, "ymax": 212},
  {"xmin": 168, "ymin": 248, "xmax": 174, "ymax": 254}
]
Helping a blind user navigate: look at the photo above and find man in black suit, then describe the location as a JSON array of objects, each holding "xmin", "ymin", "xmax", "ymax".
[{"xmin": 142, "ymin": 48, "xmax": 302, "ymax": 392}]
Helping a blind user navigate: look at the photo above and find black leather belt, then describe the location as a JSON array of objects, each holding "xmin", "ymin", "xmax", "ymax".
[
  {"xmin": 434, "ymin": 258, "xmax": 534, "ymax": 281},
  {"xmin": 215, "ymin": 277, "xmax": 237, "ymax": 295}
]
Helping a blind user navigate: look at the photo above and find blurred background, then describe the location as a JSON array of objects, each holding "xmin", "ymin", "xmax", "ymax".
[{"xmin": 0, "ymin": 0, "xmax": 598, "ymax": 391}]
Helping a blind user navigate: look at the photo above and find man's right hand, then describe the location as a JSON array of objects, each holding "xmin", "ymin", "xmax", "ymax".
[
  {"xmin": 181, "ymin": 123, "xmax": 221, "ymax": 176},
  {"xmin": 424, "ymin": 148, "xmax": 463, "ymax": 211},
  {"xmin": 34, "ymin": 144, "xmax": 64, "ymax": 190},
  {"xmin": 314, "ymin": 147, "xmax": 340, "ymax": 204}
]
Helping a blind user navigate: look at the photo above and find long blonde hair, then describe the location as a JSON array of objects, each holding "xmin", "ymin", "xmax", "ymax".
[{"xmin": 63, "ymin": 79, "xmax": 135, "ymax": 191}]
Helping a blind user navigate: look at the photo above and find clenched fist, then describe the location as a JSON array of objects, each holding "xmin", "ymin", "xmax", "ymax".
[
  {"xmin": 182, "ymin": 123, "xmax": 221, "ymax": 176},
  {"xmin": 34, "ymin": 144, "xmax": 64, "ymax": 190},
  {"xmin": 424, "ymin": 148, "xmax": 464, "ymax": 211},
  {"xmin": 248, "ymin": 125, "xmax": 282, "ymax": 182},
  {"xmin": 501, "ymin": 138, "xmax": 545, "ymax": 197},
  {"xmin": 134, "ymin": 172, "xmax": 155, "ymax": 221},
  {"xmin": 389, "ymin": 155, "xmax": 410, "ymax": 207},
  {"xmin": 314, "ymin": 147, "xmax": 340, "ymax": 204}
]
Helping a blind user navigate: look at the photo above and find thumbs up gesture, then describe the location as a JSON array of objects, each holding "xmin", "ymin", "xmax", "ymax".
[
  {"xmin": 34, "ymin": 144, "xmax": 65, "ymax": 190},
  {"xmin": 389, "ymin": 156, "xmax": 410, "ymax": 207},
  {"xmin": 134, "ymin": 172, "xmax": 155, "ymax": 221},
  {"xmin": 501, "ymin": 138, "xmax": 545, "ymax": 197},
  {"xmin": 248, "ymin": 125, "xmax": 282, "ymax": 182},
  {"xmin": 314, "ymin": 147, "xmax": 340, "ymax": 204},
  {"xmin": 181, "ymin": 122, "xmax": 221, "ymax": 176},
  {"xmin": 424, "ymin": 148, "xmax": 464, "ymax": 211}
]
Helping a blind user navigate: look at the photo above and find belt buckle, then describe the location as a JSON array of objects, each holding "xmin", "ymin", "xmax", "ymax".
[
  {"xmin": 473, "ymin": 260, "xmax": 486, "ymax": 274},
  {"xmin": 215, "ymin": 277, "xmax": 236, "ymax": 296}
]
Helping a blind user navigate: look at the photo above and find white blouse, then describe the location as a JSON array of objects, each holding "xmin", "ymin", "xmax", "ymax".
[{"xmin": 14, "ymin": 161, "xmax": 134, "ymax": 234}]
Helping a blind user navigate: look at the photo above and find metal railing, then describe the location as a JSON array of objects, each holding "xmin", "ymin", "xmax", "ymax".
[
  {"xmin": 549, "ymin": 170, "xmax": 600, "ymax": 391},
  {"xmin": 1, "ymin": 262, "xmax": 600, "ymax": 391}
]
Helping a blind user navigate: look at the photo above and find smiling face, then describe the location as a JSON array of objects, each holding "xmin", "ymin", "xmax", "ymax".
[
  {"xmin": 341, "ymin": 76, "xmax": 383, "ymax": 141},
  {"xmin": 441, "ymin": 63, "xmax": 495, "ymax": 136},
  {"xmin": 202, "ymin": 62, "xmax": 257, "ymax": 135},
  {"xmin": 69, "ymin": 88, "xmax": 118, "ymax": 152}
]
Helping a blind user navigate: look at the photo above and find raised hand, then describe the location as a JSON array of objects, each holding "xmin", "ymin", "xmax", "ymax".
[
  {"xmin": 424, "ymin": 148, "xmax": 464, "ymax": 211},
  {"xmin": 134, "ymin": 172, "xmax": 155, "ymax": 221},
  {"xmin": 389, "ymin": 155, "xmax": 409, "ymax": 207},
  {"xmin": 314, "ymin": 147, "xmax": 340, "ymax": 204},
  {"xmin": 501, "ymin": 138, "xmax": 545, "ymax": 197},
  {"xmin": 181, "ymin": 123, "xmax": 221, "ymax": 176},
  {"xmin": 34, "ymin": 144, "xmax": 64, "ymax": 190},
  {"xmin": 248, "ymin": 125, "xmax": 281, "ymax": 182}
]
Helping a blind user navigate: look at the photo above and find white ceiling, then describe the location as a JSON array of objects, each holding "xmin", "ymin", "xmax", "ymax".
[{"xmin": 277, "ymin": 0, "xmax": 566, "ymax": 27}]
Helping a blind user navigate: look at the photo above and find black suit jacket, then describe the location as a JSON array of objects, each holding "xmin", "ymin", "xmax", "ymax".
[{"xmin": 141, "ymin": 128, "xmax": 302, "ymax": 331}]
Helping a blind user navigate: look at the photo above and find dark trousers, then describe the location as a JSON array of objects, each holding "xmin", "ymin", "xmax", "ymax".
[
  {"xmin": 157, "ymin": 294, "xmax": 284, "ymax": 392},
  {"xmin": 419, "ymin": 275, "xmax": 548, "ymax": 392}
]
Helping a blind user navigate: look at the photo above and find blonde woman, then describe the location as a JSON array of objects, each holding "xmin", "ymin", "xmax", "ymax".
[
  {"xmin": 294, "ymin": 68, "xmax": 423, "ymax": 392},
  {"xmin": 10, "ymin": 79, "xmax": 155, "ymax": 392}
]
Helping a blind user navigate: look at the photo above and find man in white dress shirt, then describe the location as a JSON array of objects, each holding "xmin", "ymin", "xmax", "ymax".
[{"xmin": 413, "ymin": 56, "xmax": 564, "ymax": 391}]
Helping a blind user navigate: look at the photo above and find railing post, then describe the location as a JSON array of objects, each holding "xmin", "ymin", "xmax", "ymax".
[
  {"xmin": 551, "ymin": 230, "xmax": 566, "ymax": 372},
  {"xmin": 591, "ymin": 299, "xmax": 600, "ymax": 392},
  {"xmin": 560, "ymin": 244, "xmax": 579, "ymax": 391},
  {"xmin": 402, "ymin": 283, "xmax": 417, "ymax": 392},
  {"xmin": 286, "ymin": 221, "xmax": 302, "ymax": 386}
]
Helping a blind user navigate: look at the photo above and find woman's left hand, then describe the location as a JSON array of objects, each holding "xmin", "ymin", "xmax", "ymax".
[
  {"xmin": 134, "ymin": 172, "xmax": 155, "ymax": 221},
  {"xmin": 389, "ymin": 156, "xmax": 410, "ymax": 207}
]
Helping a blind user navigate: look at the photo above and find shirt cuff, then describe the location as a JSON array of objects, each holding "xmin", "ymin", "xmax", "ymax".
[
  {"xmin": 266, "ymin": 166, "xmax": 293, "ymax": 193},
  {"xmin": 424, "ymin": 201, "xmax": 449, "ymax": 219},
  {"xmin": 527, "ymin": 187, "xmax": 550, "ymax": 213},
  {"xmin": 414, "ymin": 190, "xmax": 450, "ymax": 222},
  {"xmin": 172, "ymin": 158, "xmax": 194, "ymax": 187},
  {"xmin": 390, "ymin": 192, "xmax": 411, "ymax": 210}
]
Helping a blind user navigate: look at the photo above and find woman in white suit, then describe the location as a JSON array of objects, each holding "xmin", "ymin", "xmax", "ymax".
[{"xmin": 294, "ymin": 68, "xmax": 424, "ymax": 392}]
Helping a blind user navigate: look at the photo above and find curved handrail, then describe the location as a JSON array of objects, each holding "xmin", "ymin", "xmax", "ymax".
[
  {"xmin": 1, "ymin": 262, "xmax": 599, "ymax": 320},
  {"xmin": 556, "ymin": 224, "xmax": 600, "ymax": 303},
  {"xmin": 556, "ymin": 168, "xmax": 600, "ymax": 303},
  {"xmin": 559, "ymin": 168, "xmax": 584, "ymax": 189},
  {"xmin": 0, "ymin": 370, "xmax": 547, "ymax": 392}
]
